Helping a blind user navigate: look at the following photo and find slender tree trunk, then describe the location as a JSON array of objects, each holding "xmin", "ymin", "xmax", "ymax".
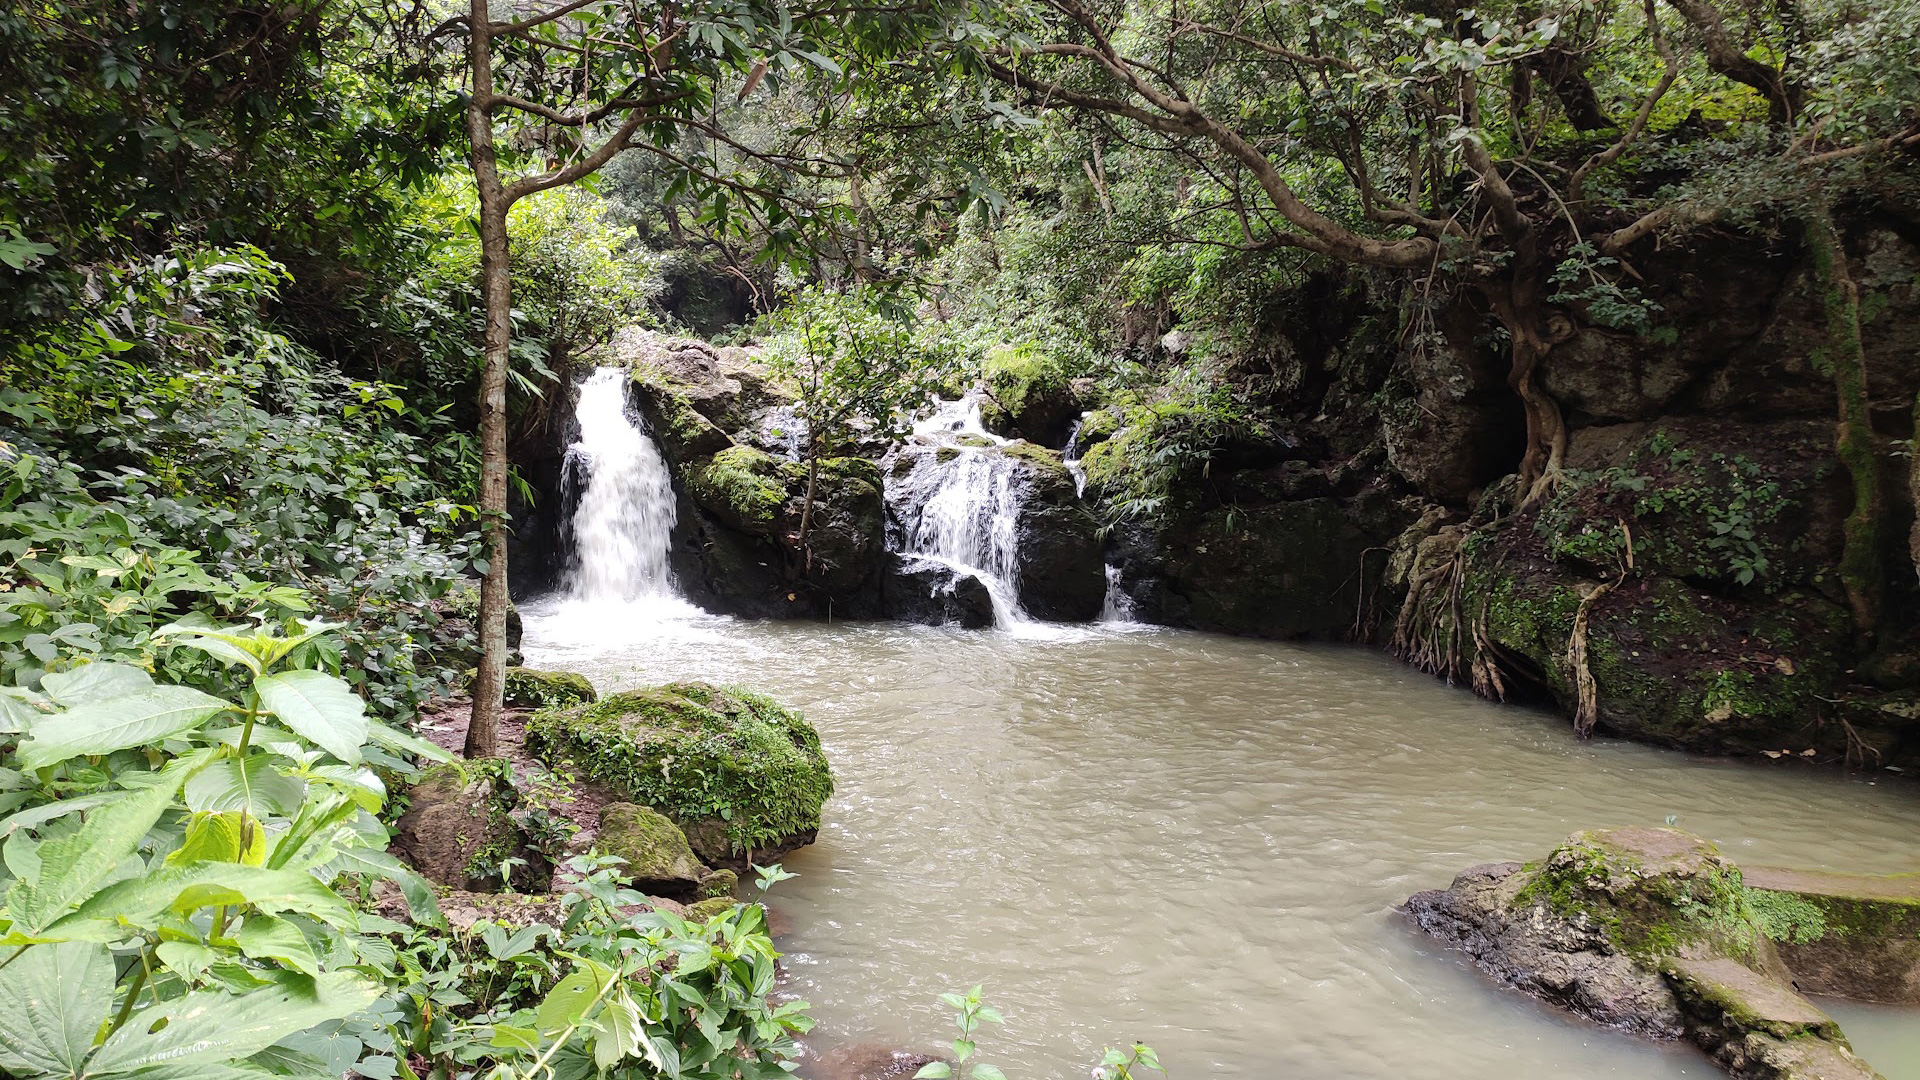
[
  {"xmin": 1808, "ymin": 210, "xmax": 1883, "ymax": 645},
  {"xmin": 465, "ymin": 0, "xmax": 509, "ymax": 759},
  {"xmin": 1486, "ymin": 283, "xmax": 1570, "ymax": 501}
]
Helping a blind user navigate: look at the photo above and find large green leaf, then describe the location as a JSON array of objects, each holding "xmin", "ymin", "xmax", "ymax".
[
  {"xmin": 253, "ymin": 672, "xmax": 365, "ymax": 765},
  {"xmin": 363, "ymin": 720, "xmax": 452, "ymax": 766},
  {"xmin": 234, "ymin": 914, "xmax": 319, "ymax": 978},
  {"xmin": 3, "ymin": 752, "xmax": 209, "ymax": 936},
  {"xmin": 88, "ymin": 972, "xmax": 380, "ymax": 1076},
  {"xmin": 184, "ymin": 757, "xmax": 306, "ymax": 818},
  {"xmin": 41, "ymin": 663, "xmax": 154, "ymax": 706},
  {"xmin": 534, "ymin": 959, "xmax": 619, "ymax": 1034},
  {"xmin": 0, "ymin": 941, "xmax": 114, "ymax": 1078},
  {"xmin": 320, "ymin": 847, "xmax": 441, "ymax": 926},
  {"xmin": 166, "ymin": 812, "xmax": 266, "ymax": 867},
  {"xmin": 52, "ymin": 863, "xmax": 355, "ymax": 937},
  {"xmin": 17, "ymin": 687, "xmax": 230, "ymax": 770}
]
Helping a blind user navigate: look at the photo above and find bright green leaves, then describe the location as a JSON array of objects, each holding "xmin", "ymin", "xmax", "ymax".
[
  {"xmin": 168, "ymin": 811, "xmax": 268, "ymax": 867},
  {"xmin": 534, "ymin": 956, "xmax": 621, "ymax": 1035},
  {"xmin": 16, "ymin": 686, "xmax": 230, "ymax": 770},
  {"xmin": 0, "ymin": 941, "xmax": 114, "ymax": 1078},
  {"xmin": 87, "ymin": 973, "xmax": 380, "ymax": 1077},
  {"xmin": 253, "ymin": 670, "xmax": 366, "ymax": 765},
  {"xmin": 186, "ymin": 757, "xmax": 306, "ymax": 817},
  {"xmin": 3, "ymin": 750, "xmax": 209, "ymax": 937}
]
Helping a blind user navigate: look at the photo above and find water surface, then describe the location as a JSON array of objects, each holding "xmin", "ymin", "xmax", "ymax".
[{"xmin": 524, "ymin": 604, "xmax": 1920, "ymax": 1079}]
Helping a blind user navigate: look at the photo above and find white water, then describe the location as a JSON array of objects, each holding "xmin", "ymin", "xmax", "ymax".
[
  {"xmin": 558, "ymin": 367, "xmax": 699, "ymax": 624},
  {"xmin": 1064, "ymin": 411, "xmax": 1137, "ymax": 624},
  {"xmin": 894, "ymin": 396, "xmax": 1045, "ymax": 632}
]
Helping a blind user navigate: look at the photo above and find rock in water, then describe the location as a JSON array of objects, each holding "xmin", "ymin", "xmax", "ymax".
[
  {"xmin": 1404, "ymin": 827, "xmax": 1889, "ymax": 1080},
  {"xmin": 525, "ymin": 681, "xmax": 832, "ymax": 867}
]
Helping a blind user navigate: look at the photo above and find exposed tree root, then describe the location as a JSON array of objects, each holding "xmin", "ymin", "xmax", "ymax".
[{"xmin": 1567, "ymin": 522, "xmax": 1633, "ymax": 738}]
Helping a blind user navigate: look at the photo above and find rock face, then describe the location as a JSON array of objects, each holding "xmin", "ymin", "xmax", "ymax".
[
  {"xmin": 391, "ymin": 760, "xmax": 549, "ymax": 893},
  {"xmin": 1404, "ymin": 828, "xmax": 1891, "ymax": 1080},
  {"xmin": 1742, "ymin": 867, "xmax": 1920, "ymax": 1004},
  {"xmin": 525, "ymin": 681, "xmax": 833, "ymax": 866}
]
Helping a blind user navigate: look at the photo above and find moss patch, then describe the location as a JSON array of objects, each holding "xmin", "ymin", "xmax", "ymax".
[
  {"xmin": 525, "ymin": 681, "xmax": 833, "ymax": 856},
  {"xmin": 594, "ymin": 802, "xmax": 707, "ymax": 886}
]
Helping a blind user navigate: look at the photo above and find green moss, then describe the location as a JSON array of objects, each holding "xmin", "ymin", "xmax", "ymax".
[
  {"xmin": 687, "ymin": 445, "xmax": 789, "ymax": 529},
  {"xmin": 699, "ymin": 868, "xmax": 738, "ymax": 898},
  {"xmin": 594, "ymin": 802, "xmax": 706, "ymax": 883},
  {"xmin": 997, "ymin": 440, "xmax": 1065, "ymax": 470},
  {"xmin": 525, "ymin": 681, "xmax": 834, "ymax": 856},
  {"xmin": 979, "ymin": 342, "xmax": 1069, "ymax": 430},
  {"xmin": 1745, "ymin": 888, "xmax": 1830, "ymax": 944},
  {"xmin": 502, "ymin": 668, "xmax": 596, "ymax": 710},
  {"xmin": 683, "ymin": 896, "xmax": 737, "ymax": 921}
]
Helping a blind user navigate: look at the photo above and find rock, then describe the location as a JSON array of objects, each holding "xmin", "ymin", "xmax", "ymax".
[
  {"xmin": 1742, "ymin": 867, "xmax": 1920, "ymax": 1004},
  {"xmin": 525, "ymin": 681, "xmax": 833, "ymax": 866},
  {"xmin": 881, "ymin": 556, "xmax": 994, "ymax": 628},
  {"xmin": 802, "ymin": 1045, "xmax": 943, "ymax": 1080},
  {"xmin": 1380, "ymin": 300, "xmax": 1523, "ymax": 504},
  {"xmin": 593, "ymin": 802, "xmax": 709, "ymax": 898},
  {"xmin": 977, "ymin": 343, "xmax": 1081, "ymax": 447},
  {"xmin": 683, "ymin": 896, "xmax": 737, "ymax": 921},
  {"xmin": 1405, "ymin": 829, "xmax": 1891, "ymax": 1080},
  {"xmin": 501, "ymin": 668, "xmax": 597, "ymax": 710},
  {"xmin": 1145, "ymin": 490, "xmax": 1418, "ymax": 637},
  {"xmin": 698, "ymin": 867, "xmax": 739, "ymax": 899},
  {"xmin": 669, "ymin": 442, "xmax": 888, "ymax": 619},
  {"xmin": 390, "ymin": 760, "xmax": 548, "ymax": 893},
  {"xmin": 1003, "ymin": 443, "xmax": 1105, "ymax": 620},
  {"xmin": 1404, "ymin": 859, "xmax": 1687, "ymax": 1039}
]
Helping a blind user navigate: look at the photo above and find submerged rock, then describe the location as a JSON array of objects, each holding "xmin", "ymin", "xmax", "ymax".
[
  {"xmin": 1405, "ymin": 828, "xmax": 1890, "ymax": 1080},
  {"xmin": 801, "ymin": 1045, "xmax": 943, "ymax": 1080},
  {"xmin": 525, "ymin": 681, "xmax": 833, "ymax": 865}
]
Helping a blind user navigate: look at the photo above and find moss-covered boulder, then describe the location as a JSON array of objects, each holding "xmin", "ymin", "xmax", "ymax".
[
  {"xmin": 502, "ymin": 668, "xmax": 596, "ymax": 710},
  {"xmin": 593, "ymin": 802, "xmax": 708, "ymax": 895},
  {"xmin": 977, "ymin": 343, "xmax": 1080, "ymax": 447},
  {"xmin": 1405, "ymin": 829, "xmax": 1891, "ymax": 1080},
  {"xmin": 1742, "ymin": 867, "xmax": 1920, "ymax": 1004},
  {"xmin": 526, "ymin": 682, "xmax": 833, "ymax": 866},
  {"xmin": 390, "ymin": 759, "xmax": 549, "ymax": 893}
]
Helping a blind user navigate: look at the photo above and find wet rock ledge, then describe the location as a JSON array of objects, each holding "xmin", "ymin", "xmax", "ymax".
[{"xmin": 1403, "ymin": 827, "xmax": 1919, "ymax": 1080}]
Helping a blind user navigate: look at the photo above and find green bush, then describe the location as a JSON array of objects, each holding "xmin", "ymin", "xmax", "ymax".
[
  {"xmin": 525, "ymin": 682, "xmax": 834, "ymax": 855},
  {"xmin": 502, "ymin": 668, "xmax": 598, "ymax": 710}
]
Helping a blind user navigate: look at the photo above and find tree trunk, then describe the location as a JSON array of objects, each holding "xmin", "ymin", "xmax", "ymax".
[
  {"xmin": 1486, "ymin": 284, "xmax": 1570, "ymax": 502},
  {"xmin": 797, "ymin": 446, "xmax": 820, "ymax": 571},
  {"xmin": 464, "ymin": 0, "xmax": 509, "ymax": 759},
  {"xmin": 1808, "ymin": 211, "xmax": 1883, "ymax": 645}
]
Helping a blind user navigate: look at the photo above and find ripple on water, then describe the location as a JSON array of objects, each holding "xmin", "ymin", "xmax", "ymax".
[{"xmin": 522, "ymin": 603, "xmax": 1920, "ymax": 1080}]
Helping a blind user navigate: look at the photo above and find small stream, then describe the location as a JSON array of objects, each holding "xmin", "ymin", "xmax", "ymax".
[{"xmin": 523, "ymin": 605, "xmax": 1920, "ymax": 1080}]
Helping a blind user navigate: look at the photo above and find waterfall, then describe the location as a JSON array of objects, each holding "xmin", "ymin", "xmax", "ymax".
[
  {"xmin": 561, "ymin": 366, "xmax": 680, "ymax": 604},
  {"xmin": 891, "ymin": 395, "xmax": 1038, "ymax": 629},
  {"xmin": 1062, "ymin": 411, "xmax": 1137, "ymax": 624}
]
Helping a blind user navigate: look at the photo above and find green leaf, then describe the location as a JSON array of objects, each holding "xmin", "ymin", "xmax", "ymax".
[
  {"xmin": 534, "ymin": 959, "xmax": 617, "ymax": 1034},
  {"xmin": 41, "ymin": 663, "xmax": 154, "ymax": 706},
  {"xmin": 53, "ymin": 863, "xmax": 355, "ymax": 936},
  {"xmin": 255, "ymin": 671, "xmax": 366, "ymax": 764},
  {"xmin": 89, "ymin": 972, "xmax": 380, "ymax": 1076},
  {"xmin": 235, "ymin": 914, "xmax": 320, "ymax": 977},
  {"xmin": 912, "ymin": 1064, "xmax": 951, "ymax": 1079},
  {"xmin": 4, "ymin": 752, "xmax": 209, "ymax": 935},
  {"xmin": 185, "ymin": 757, "xmax": 306, "ymax": 817},
  {"xmin": 17, "ymin": 687, "xmax": 230, "ymax": 770},
  {"xmin": 363, "ymin": 720, "xmax": 451, "ymax": 765},
  {"xmin": 593, "ymin": 988, "xmax": 644, "ymax": 1069},
  {"xmin": 167, "ymin": 812, "xmax": 267, "ymax": 867},
  {"xmin": 0, "ymin": 941, "xmax": 115, "ymax": 1078},
  {"xmin": 488, "ymin": 1025, "xmax": 540, "ymax": 1051},
  {"xmin": 971, "ymin": 1065, "xmax": 1007, "ymax": 1080},
  {"xmin": 320, "ymin": 848, "xmax": 441, "ymax": 926}
]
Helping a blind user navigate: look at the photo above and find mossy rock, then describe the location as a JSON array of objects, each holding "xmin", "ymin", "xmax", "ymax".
[
  {"xmin": 686, "ymin": 444, "xmax": 790, "ymax": 531},
  {"xmin": 526, "ymin": 681, "xmax": 833, "ymax": 861},
  {"xmin": 594, "ymin": 802, "xmax": 708, "ymax": 893},
  {"xmin": 502, "ymin": 668, "xmax": 597, "ymax": 710},
  {"xmin": 391, "ymin": 758, "xmax": 549, "ymax": 893},
  {"xmin": 684, "ymin": 896, "xmax": 737, "ymax": 921},
  {"xmin": 978, "ymin": 342, "xmax": 1078, "ymax": 445},
  {"xmin": 699, "ymin": 867, "xmax": 739, "ymax": 899}
]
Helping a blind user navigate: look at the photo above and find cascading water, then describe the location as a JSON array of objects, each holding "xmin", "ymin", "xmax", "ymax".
[
  {"xmin": 1062, "ymin": 411, "xmax": 1137, "ymax": 624},
  {"xmin": 889, "ymin": 396, "xmax": 1039, "ymax": 629},
  {"xmin": 560, "ymin": 367, "xmax": 681, "ymax": 605}
]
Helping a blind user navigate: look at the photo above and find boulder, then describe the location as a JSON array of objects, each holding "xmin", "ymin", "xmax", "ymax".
[
  {"xmin": 525, "ymin": 682, "xmax": 833, "ymax": 866},
  {"xmin": 801, "ymin": 1045, "xmax": 943, "ymax": 1080},
  {"xmin": 977, "ymin": 343, "xmax": 1081, "ymax": 447},
  {"xmin": 1002, "ymin": 443, "xmax": 1106, "ymax": 621},
  {"xmin": 881, "ymin": 556, "xmax": 995, "ymax": 628},
  {"xmin": 1404, "ymin": 828, "xmax": 1890, "ymax": 1080},
  {"xmin": 501, "ymin": 668, "xmax": 597, "ymax": 710},
  {"xmin": 390, "ymin": 760, "xmax": 548, "ymax": 893},
  {"xmin": 1145, "ymin": 489, "xmax": 1418, "ymax": 637},
  {"xmin": 594, "ymin": 802, "xmax": 709, "ymax": 897}
]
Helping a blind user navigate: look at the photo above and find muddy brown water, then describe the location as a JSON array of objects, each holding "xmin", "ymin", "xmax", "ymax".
[{"xmin": 523, "ymin": 600, "xmax": 1920, "ymax": 1079}]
